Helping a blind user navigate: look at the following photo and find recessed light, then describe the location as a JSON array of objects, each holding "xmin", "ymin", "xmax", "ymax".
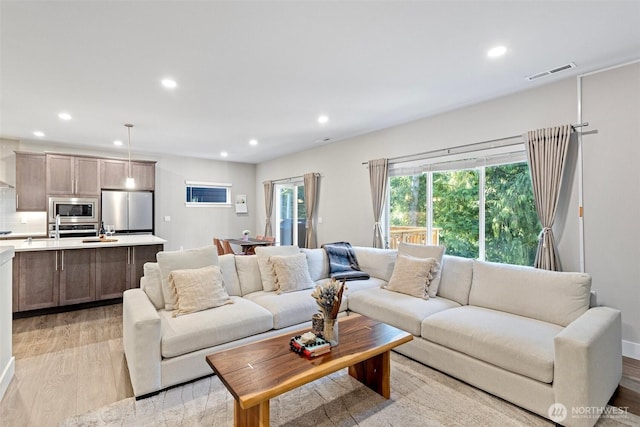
[
  {"xmin": 113, "ymin": 140, "xmax": 123, "ymax": 146},
  {"xmin": 249, "ymin": 139, "xmax": 258, "ymax": 146},
  {"xmin": 487, "ymin": 45, "xmax": 507, "ymax": 58},
  {"xmin": 318, "ymin": 115, "xmax": 329, "ymax": 124},
  {"xmin": 33, "ymin": 131, "xmax": 45, "ymax": 137},
  {"xmin": 58, "ymin": 112, "xmax": 72, "ymax": 120},
  {"xmin": 220, "ymin": 151, "xmax": 228, "ymax": 157},
  {"xmin": 161, "ymin": 79, "xmax": 177, "ymax": 88}
]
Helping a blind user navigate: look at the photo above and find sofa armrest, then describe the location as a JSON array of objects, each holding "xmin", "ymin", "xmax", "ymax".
[
  {"xmin": 554, "ymin": 307, "xmax": 622, "ymax": 427},
  {"xmin": 123, "ymin": 288, "xmax": 162, "ymax": 397}
]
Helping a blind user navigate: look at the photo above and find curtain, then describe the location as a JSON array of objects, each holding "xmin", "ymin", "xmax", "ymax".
[
  {"xmin": 263, "ymin": 181, "xmax": 274, "ymax": 237},
  {"xmin": 525, "ymin": 125, "xmax": 572, "ymax": 271},
  {"xmin": 303, "ymin": 172, "xmax": 320, "ymax": 248},
  {"xmin": 368, "ymin": 158, "xmax": 389, "ymax": 248}
]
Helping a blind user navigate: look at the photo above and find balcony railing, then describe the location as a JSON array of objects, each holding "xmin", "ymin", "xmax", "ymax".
[{"xmin": 388, "ymin": 226, "xmax": 441, "ymax": 249}]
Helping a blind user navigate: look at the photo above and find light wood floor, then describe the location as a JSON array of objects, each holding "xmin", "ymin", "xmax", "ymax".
[{"xmin": 0, "ymin": 304, "xmax": 638, "ymax": 426}]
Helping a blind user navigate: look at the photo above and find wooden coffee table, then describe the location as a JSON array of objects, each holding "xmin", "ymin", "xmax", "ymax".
[{"xmin": 206, "ymin": 314, "xmax": 412, "ymax": 427}]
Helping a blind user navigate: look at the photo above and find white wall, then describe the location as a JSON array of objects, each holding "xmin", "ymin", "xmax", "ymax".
[
  {"xmin": 582, "ymin": 63, "xmax": 640, "ymax": 353},
  {"xmin": 256, "ymin": 65, "xmax": 640, "ymax": 354},
  {"xmin": 0, "ymin": 140, "xmax": 256, "ymax": 251}
]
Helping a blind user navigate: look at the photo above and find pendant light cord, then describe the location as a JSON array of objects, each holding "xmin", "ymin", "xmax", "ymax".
[{"xmin": 125, "ymin": 123, "xmax": 133, "ymax": 177}]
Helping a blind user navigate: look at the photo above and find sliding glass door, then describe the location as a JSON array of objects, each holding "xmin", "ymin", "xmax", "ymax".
[{"xmin": 275, "ymin": 182, "xmax": 307, "ymax": 247}]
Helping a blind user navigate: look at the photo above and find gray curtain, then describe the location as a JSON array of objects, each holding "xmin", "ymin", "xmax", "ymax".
[
  {"xmin": 368, "ymin": 158, "xmax": 389, "ymax": 248},
  {"xmin": 303, "ymin": 172, "xmax": 320, "ymax": 249},
  {"xmin": 263, "ymin": 181, "xmax": 274, "ymax": 237},
  {"xmin": 525, "ymin": 125, "xmax": 572, "ymax": 271}
]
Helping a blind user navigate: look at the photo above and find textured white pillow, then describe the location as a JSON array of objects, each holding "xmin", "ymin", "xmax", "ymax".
[
  {"xmin": 255, "ymin": 245, "xmax": 300, "ymax": 292},
  {"xmin": 385, "ymin": 254, "xmax": 438, "ymax": 300},
  {"xmin": 157, "ymin": 245, "xmax": 219, "ymax": 310},
  {"xmin": 169, "ymin": 265, "xmax": 232, "ymax": 317},
  {"xmin": 271, "ymin": 253, "xmax": 315, "ymax": 294},
  {"xmin": 398, "ymin": 242, "xmax": 445, "ymax": 297}
]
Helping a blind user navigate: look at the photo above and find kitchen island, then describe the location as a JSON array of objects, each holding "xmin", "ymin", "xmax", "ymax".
[
  {"xmin": 0, "ymin": 247, "xmax": 15, "ymax": 401},
  {"xmin": 0, "ymin": 235, "xmax": 166, "ymax": 314}
]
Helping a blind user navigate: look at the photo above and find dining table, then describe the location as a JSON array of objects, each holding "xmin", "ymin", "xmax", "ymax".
[{"xmin": 225, "ymin": 237, "xmax": 272, "ymax": 255}]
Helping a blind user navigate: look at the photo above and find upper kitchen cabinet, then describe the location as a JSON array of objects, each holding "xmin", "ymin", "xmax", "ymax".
[
  {"xmin": 100, "ymin": 159, "xmax": 155, "ymax": 191},
  {"xmin": 15, "ymin": 152, "xmax": 46, "ymax": 211},
  {"xmin": 46, "ymin": 154, "xmax": 100, "ymax": 196}
]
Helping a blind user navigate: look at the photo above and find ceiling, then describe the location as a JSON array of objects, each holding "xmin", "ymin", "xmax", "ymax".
[{"xmin": 1, "ymin": 1, "xmax": 639, "ymax": 164}]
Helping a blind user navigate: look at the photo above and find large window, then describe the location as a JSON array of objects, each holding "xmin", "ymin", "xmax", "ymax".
[
  {"xmin": 389, "ymin": 157, "xmax": 539, "ymax": 266},
  {"xmin": 185, "ymin": 181, "xmax": 231, "ymax": 206},
  {"xmin": 275, "ymin": 182, "xmax": 307, "ymax": 247}
]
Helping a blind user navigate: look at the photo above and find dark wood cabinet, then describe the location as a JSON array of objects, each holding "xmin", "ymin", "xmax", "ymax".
[
  {"xmin": 100, "ymin": 159, "xmax": 155, "ymax": 190},
  {"xmin": 15, "ymin": 152, "xmax": 46, "ymax": 211},
  {"xmin": 13, "ymin": 244, "xmax": 162, "ymax": 312},
  {"xmin": 59, "ymin": 249, "xmax": 96, "ymax": 305},
  {"xmin": 46, "ymin": 154, "xmax": 100, "ymax": 196}
]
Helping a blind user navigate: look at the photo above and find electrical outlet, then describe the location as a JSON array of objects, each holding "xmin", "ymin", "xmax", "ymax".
[
  {"xmin": 164, "ymin": 216, "xmax": 171, "ymax": 222},
  {"xmin": 21, "ymin": 217, "xmax": 27, "ymax": 224}
]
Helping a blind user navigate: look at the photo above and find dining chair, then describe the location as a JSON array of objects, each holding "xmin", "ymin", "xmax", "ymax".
[
  {"xmin": 263, "ymin": 236, "xmax": 276, "ymax": 245},
  {"xmin": 256, "ymin": 235, "xmax": 264, "ymax": 240},
  {"xmin": 223, "ymin": 240, "xmax": 237, "ymax": 255},
  {"xmin": 213, "ymin": 238, "xmax": 225, "ymax": 256}
]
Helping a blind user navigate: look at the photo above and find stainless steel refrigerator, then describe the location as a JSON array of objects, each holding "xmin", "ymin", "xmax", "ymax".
[{"xmin": 101, "ymin": 190, "xmax": 153, "ymax": 234}]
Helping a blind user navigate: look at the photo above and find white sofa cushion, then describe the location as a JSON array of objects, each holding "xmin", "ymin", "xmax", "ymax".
[
  {"xmin": 469, "ymin": 260, "xmax": 591, "ymax": 327},
  {"xmin": 156, "ymin": 246, "xmax": 219, "ymax": 311},
  {"xmin": 384, "ymin": 254, "xmax": 438, "ymax": 299},
  {"xmin": 141, "ymin": 262, "xmax": 164, "ymax": 309},
  {"xmin": 353, "ymin": 247, "xmax": 397, "ymax": 282},
  {"xmin": 218, "ymin": 253, "xmax": 242, "ymax": 297},
  {"xmin": 301, "ymin": 248, "xmax": 330, "ymax": 281},
  {"xmin": 235, "ymin": 255, "xmax": 262, "ymax": 295},
  {"xmin": 159, "ymin": 296, "xmax": 273, "ymax": 358},
  {"xmin": 255, "ymin": 245, "xmax": 300, "ymax": 292},
  {"xmin": 271, "ymin": 253, "xmax": 315, "ymax": 294},
  {"xmin": 437, "ymin": 255, "xmax": 473, "ymax": 305},
  {"xmin": 169, "ymin": 265, "xmax": 233, "ymax": 317},
  {"xmin": 422, "ymin": 306, "xmax": 563, "ymax": 383},
  {"xmin": 397, "ymin": 243, "xmax": 445, "ymax": 297},
  {"xmin": 347, "ymin": 287, "xmax": 460, "ymax": 336},
  {"xmin": 244, "ymin": 289, "xmax": 320, "ymax": 329}
]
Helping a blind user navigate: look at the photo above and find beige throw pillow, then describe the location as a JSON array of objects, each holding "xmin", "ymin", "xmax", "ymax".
[
  {"xmin": 398, "ymin": 242, "xmax": 445, "ymax": 297},
  {"xmin": 255, "ymin": 245, "xmax": 300, "ymax": 292},
  {"xmin": 271, "ymin": 253, "xmax": 315, "ymax": 294},
  {"xmin": 169, "ymin": 265, "xmax": 232, "ymax": 317},
  {"xmin": 385, "ymin": 254, "xmax": 439, "ymax": 300}
]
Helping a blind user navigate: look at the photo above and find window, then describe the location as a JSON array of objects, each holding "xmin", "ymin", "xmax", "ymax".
[
  {"xmin": 275, "ymin": 182, "xmax": 307, "ymax": 247},
  {"xmin": 388, "ymin": 153, "xmax": 539, "ymax": 266},
  {"xmin": 185, "ymin": 181, "xmax": 231, "ymax": 206}
]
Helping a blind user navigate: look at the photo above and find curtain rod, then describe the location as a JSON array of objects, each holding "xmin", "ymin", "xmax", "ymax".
[
  {"xmin": 362, "ymin": 122, "xmax": 589, "ymax": 165},
  {"xmin": 269, "ymin": 175, "xmax": 304, "ymax": 184}
]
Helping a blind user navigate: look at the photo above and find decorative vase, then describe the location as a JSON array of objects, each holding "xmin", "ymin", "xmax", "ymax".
[
  {"xmin": 242, "ymin": 235, "xmax": 249, "ymax": 241},
  {"xmin": 323, "ymin": 317, "xmax": 339, "ymax": 346}
]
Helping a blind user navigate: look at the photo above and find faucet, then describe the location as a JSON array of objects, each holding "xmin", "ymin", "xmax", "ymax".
[{"xmin": 55, "ymin": 214, "xmax": 60, "ymax": 240}]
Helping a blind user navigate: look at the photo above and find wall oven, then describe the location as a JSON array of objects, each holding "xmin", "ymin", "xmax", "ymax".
[
  {"xmin": 48, "ymin": 223, "xmax": 99, "ymax": 238},
  {"xmin": 48, "ymin": 197, "xmax": 99, "ymax": 224}
]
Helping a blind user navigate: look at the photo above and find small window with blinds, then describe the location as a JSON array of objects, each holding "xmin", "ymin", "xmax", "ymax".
[{"xmin": 185, "ymin": 181, "xmax": 232, "ymax": 206}]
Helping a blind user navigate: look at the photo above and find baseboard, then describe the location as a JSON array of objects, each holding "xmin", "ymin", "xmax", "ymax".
[
  {"xmin": 622, "ymin": 340, "xmax": 640, "ymax": 360},
  {"xmin": 0, "ymin": 356, "xmax": 15, "ymax": 401}
]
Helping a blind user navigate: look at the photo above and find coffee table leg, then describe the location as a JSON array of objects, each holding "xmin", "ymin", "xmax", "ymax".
[
  {"xmin": 348, "ymin": 350, "xmax": 391, "ymax": 398},
  {"xmin": 234, "ymin": 399, "xmax": 270, "ymax": 427}
]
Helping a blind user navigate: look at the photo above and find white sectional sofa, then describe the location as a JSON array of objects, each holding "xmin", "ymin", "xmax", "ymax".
[{"xmin": 122, "ymin": 243, "xmax": 622, "ymax": 427}]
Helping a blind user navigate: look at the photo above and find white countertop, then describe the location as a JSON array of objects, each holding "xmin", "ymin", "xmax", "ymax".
[{"xmin": 0, "ymin": 235, "xmax": 167, "ymax": 252}]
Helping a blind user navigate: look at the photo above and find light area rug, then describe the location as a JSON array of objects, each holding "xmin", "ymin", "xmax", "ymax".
[{"xmin": 60, "ymin": 353, "xmax": 639, "ymax": 427}]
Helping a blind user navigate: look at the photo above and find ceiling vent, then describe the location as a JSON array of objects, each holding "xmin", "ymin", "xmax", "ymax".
[{"xmin": 526, "ymin": 62, "xmax": 576, "ymax": 81}]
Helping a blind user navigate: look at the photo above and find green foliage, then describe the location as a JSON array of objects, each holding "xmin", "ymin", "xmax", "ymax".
[{"xmin": 389, "ymin": 161, "xmax": 540, "ymax": 266}]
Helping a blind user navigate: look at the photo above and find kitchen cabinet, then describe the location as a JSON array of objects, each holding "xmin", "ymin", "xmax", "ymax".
[
  {"xmin": 130, "ymin": 244, "xmax": 163, "ymax": 287},
  {"xmin": 59, "ymin": 248, "xmax": 96, "ymax": 305},
  {"xmin": 15, "ymin": 152, "xmax": 46, "ymax": 211},
  {"xmin": 96, "ymin": 247, "xmax": 129, "ymax": 300},
  {"xmin": 15, "ymin": 251, "xmax": 59, "ymax": 311},
  {"xmin": 100, "ymin": 159, "xmax": 155, "ymax": 191},
  {"xmin": 46, "ymin": 154, "xmax": 100, "ymax": 196}
]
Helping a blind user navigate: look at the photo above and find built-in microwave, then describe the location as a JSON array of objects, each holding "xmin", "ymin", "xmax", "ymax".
[{"xmin": 48, "ymin": 197, "xmax": 99, "ymax": 224}]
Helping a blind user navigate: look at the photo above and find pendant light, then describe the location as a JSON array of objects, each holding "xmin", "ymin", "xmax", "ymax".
[{"xmin": 125, "ymin": 123, "xmax": 135, "ymax": 189}]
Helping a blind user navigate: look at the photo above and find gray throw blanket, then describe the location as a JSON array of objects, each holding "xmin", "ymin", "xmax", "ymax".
[{"xmin": 322, "ymin": 242, "xmax": 370, "ymax": 281}]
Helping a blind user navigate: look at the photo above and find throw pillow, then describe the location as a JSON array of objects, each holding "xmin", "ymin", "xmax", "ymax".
[
  {"xmin": 384, "ymin": 254, "xmax": 439, "ymax": 299},
  {"xmin": 156, "ymin": 245, "xmax": 219, "ymax": 311},
  {"xmin": 169, "ymin": 265, "xmax": 232, "ymax": 317},
  {"xmin": 271, "ymin": 253, "xmax": 315, "ymax": 294},
  {"xmin": 255, "ymin": 245, "xmax": 300, "ymax": 292},
  {"xmin": 397, "ymin": 242, "xmax": 445, "ymax": 297}
]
